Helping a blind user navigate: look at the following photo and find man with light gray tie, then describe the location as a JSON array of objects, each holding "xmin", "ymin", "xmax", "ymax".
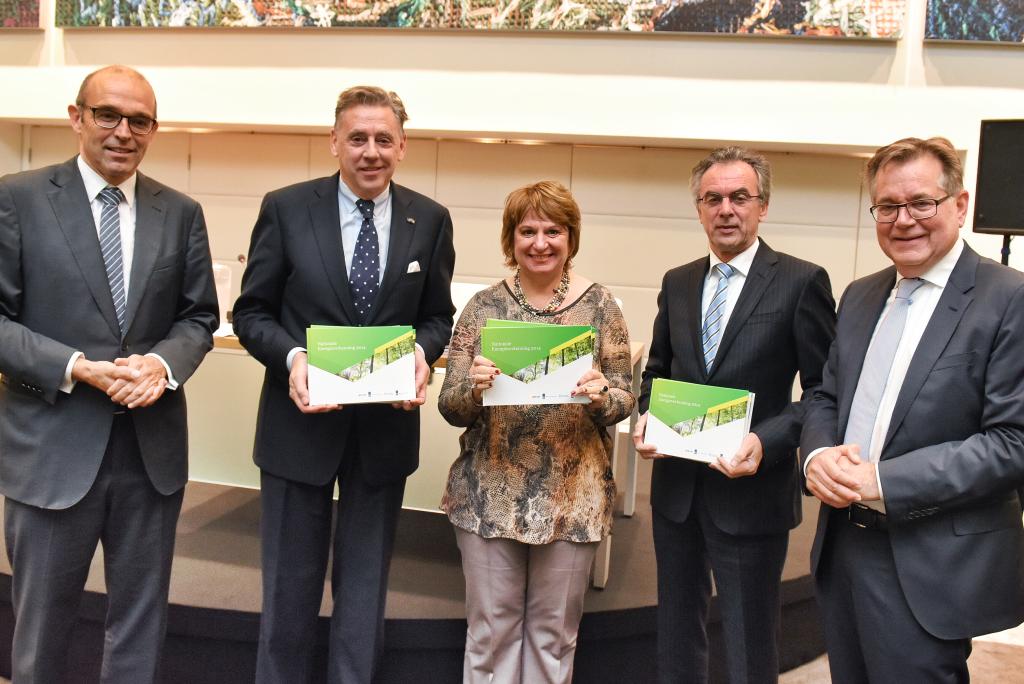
[
  {"xmin": 802, "ymin": 136, "xmax": 1024, "ymax": 682},
  {"xmin": 0, "ymin": 65, "xmax": 219, "ymax": 682}
]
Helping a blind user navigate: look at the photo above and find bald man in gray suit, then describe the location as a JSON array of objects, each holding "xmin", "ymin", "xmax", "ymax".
[{"xmin": 0, "ymin": 66, "xmax": 218, "ymax": 682}]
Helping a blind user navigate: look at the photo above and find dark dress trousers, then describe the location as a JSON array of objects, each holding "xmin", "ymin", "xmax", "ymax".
[
  {"xmin": 639, "ymin": 239, "xmax": 836, "ymax": 684},
  {"xmin": 0, "ymin": 158, "xmax": 219, "ymax": 682},
  {"xmin": 801, "ymin": 244, "xmax": 1024, "ymax": 683},
  {"xmin": 232, "ymin": 174, "xmax": 455, "ymax": 684}
]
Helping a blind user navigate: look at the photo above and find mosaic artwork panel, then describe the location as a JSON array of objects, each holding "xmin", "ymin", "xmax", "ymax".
[
  {"xmin": 1, "ymin": 0, "xmax": 39, "ymax": 27},
  {"xmin": 926, "ymin": 0, "xmax": 1024, "ymax": 43},
  {"xmin": 55, "ymin": 0, "xmax": 904, "ymax": 37}
]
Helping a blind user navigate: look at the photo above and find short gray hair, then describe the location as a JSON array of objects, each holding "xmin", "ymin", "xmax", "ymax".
[{"xmin": 690, "ymin": 146, "xmax": 771, "ymax": 205}]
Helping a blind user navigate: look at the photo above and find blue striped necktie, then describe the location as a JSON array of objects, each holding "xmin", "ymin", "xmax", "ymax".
[
  {"xmin": 701, "ymin": 262, "xmax": 734, "ymax": 371},
  {"xmin": 350, "ymin": 198, "xmax": 381, "ymax": 322},
  {"xmin": 97, "ymin": 186, "xmax": 127, "ymax": 334}
]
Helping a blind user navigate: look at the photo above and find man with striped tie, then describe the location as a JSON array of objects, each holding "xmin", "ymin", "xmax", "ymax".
[
  {"xmin": 0, "ymin": 65, "xmax": 219, "ymax": 681},
  {"xmin": 634, "ymin": 146, "xmax": 836, "ymax": 683}
]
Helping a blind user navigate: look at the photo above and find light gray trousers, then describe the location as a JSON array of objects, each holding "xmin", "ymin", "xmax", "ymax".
[{"xmin": 455, "ymin": 527, "xmax": 598, "ymax": 684}]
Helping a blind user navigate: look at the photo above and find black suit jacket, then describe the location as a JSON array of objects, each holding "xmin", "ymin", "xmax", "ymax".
[
  {"xmin": 801, "ymin": 244, "xmax": 1024, "ymax": 640},
  {"xmin": 232, "ymin": 175, "xmax": 455, "ymax": 487},
  {"xmin": 0, "ymin": 158, "xmax": 219, "ymax": 509},
  {"xmin": 639, "ymin": 240, "xmax": 836, "ymax": 535}
]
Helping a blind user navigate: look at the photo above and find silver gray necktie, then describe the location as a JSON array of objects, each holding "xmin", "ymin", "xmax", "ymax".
[{"xmin": 843, "ymin": 277, "xmax": 925, "ymax": 460}]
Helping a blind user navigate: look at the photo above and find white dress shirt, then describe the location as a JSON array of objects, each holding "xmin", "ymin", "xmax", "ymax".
[
  {"xmin": 62, "ymin": 156, "xmax": 176, "ymax": 393},
  {"xmin": 79, "ymin": 155, "xmax": 137, "ymax": 290},
  {"xmin": 703, "ymin": 238, "xmax": 760, "ymax": 332},
  {"xmin": 805, "ymin": 239, "xmax": 965, "ymax": 509}
]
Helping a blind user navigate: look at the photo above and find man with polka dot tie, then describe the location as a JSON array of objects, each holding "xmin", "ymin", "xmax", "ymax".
[{"xmin": 233, "ymin": 85, "xmax": 455, "ymax": 684}]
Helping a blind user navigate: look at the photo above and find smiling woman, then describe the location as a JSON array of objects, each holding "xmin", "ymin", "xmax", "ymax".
[{"xmin": 437, "ymin": 180, "xmax": 635, "ymax": 684}]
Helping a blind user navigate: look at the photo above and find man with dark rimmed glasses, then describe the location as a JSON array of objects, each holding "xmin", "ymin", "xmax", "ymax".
[
  {"xmin": 0, "ymin": 65, "xmax": 218, "ymax": 682},
  {"xmin": 802, "ymin": 136, "xmax": 1024, "ymax": 682}
]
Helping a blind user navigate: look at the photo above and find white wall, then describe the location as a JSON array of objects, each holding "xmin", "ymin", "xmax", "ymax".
[
  {"xmin": 23, "ymin": 124, "xmax": 896, "ymax": 351},
  {"xmin": 0, "ymin": 123, "xmax": 21, "ymax": 176},
  {"xmin": 5, "ymin": 0, "xmax": 1023, "ymax": 345}
]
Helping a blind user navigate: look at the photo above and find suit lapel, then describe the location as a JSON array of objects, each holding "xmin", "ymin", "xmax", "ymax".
[
  {"xmin": 47, "ymin": 160, "xmax": 122, "ymax": 339},
  {"xmin": 881, "ymin": 248, "xmax": 976, "ymax": 456},
  {"xmin": 309, "ymin": 174, "xmax": 359, "ymax": 323},
  {"xmin": 709, "ymin": 240, "xmax": 777, "ymax": 379},
  {"xmin": 837, "ymin": 269, "xmax": 895, "ymax": 434},
  {"xmin": 684, "ymin": 258, "xmax": 710, "ymax": 379},
  {"xmin": 123, "ymin": 173, "xmax": 166, "ymax": 333},
  {"xmin": 366, "ymin": 182, "xmax": 414, "ymax": 324}
]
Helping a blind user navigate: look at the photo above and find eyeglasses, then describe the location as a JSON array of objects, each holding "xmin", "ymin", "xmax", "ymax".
[
  {"xmin": 87, "ymin": 106, "xmax": 157, "ymax": 136},
  {"xmin": 870, "ymin": 195, "xmax": 951, "ymax": 223},
  {"xmin": 697, "ymin": 191, "xmax": 762, "ymax": 209}
]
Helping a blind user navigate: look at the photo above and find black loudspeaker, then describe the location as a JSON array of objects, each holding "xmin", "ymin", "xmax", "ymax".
[{"xmin": 973, "ymin": 120, "xmax": 1024, "ymax": 236}]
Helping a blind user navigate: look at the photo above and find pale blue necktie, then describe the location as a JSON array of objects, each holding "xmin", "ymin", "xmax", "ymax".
[
  {"xmin": 97, "ymin": 186, "xmax": 127, "ymax": 334},
  {"xmin": 701, "ymin": 263, "xmax": 734, "ymax": 371},
  {"xmin": 844, "ymin": 277, "xmax": 925, "ymax": 459},
  {"xmin": 350, "ymin": 199, "xmax": 381, "ymax": 322}
]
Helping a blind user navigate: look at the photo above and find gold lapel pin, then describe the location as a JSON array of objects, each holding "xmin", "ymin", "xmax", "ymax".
[{"xmin": 407, "ymin": 217, "xmax": 416, "ymax": 224}]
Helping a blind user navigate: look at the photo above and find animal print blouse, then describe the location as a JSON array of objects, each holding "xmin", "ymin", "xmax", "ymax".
[{"xmin": 438, "ymin": 281, "xmax": 634, "ymax": 544}]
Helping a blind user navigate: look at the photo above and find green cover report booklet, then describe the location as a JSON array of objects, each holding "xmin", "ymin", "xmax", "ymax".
[
  {"xmin": 306, "ymin": 325, "xmax": 416, "ymax": 405},
  {"xmin": 480, "ymin": 320, "xmax": 595, "ymax": 406},
  {"xmin": 645, "ymin": 378, "xmax": 755, "ymax": 462}
]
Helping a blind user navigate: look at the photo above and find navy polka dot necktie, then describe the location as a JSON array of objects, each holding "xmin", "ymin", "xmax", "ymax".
[{"xmin": 351, "ymin": 199, "xmax": 381, "ymax": 322}]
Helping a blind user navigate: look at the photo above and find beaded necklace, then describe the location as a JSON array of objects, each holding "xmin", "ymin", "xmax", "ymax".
[{"xmin": 512, "ymin": 267, "xmax": 571, "ymax": 315}]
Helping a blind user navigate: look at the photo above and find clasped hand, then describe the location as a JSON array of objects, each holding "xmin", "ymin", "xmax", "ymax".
[
  {"xmin": 73, "ymin": 354, "xmax": 168, "ymax": 409},
  {"xmin": 804, "ymin": 444, "xmax": 880, "ymax": 507}
]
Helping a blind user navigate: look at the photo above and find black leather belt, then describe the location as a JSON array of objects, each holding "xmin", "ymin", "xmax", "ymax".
[{"xmin": 847, "ymin": 503, "xmax": 888, "ymax": 530}]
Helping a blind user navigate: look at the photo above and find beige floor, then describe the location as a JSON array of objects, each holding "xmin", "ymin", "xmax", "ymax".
[{"xmin": 779, "ymin": 622, "xmax": 1024, "ymax": 684}]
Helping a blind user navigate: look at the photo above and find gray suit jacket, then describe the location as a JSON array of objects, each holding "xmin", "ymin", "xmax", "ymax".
[
  {"xmin": 801, "ymin": 244, "xmax": 1024, "ymax": 640},
  {"xmin": 0, "ymin": 158, "xmax": 219, "ymax": 510}
]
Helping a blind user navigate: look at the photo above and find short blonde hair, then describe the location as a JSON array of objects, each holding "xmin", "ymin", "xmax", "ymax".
[{"xmin": 500, "ymin": 181, "xmax": 581, "ymax": 270}]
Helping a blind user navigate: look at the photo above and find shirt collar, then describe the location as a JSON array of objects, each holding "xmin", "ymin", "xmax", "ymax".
[
  {"xmin": 709, "ymin": 237, "xmax": 760, "ymax": 277},
  {"xmin": 909, "ymin": 238, "xmax": 964, "ymax": 290},
  {"xmin": 77, "ymin": 155, "xmax": 136, "ymax": 208},
  {"xmin": 337, "ymin": 178, "xmax": 390, "ymax": 216}
]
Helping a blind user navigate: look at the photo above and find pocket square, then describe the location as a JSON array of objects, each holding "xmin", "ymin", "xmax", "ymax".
[{"xmin": 407, "ymin": 261, "xmax": 421, "ymax": 274}]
